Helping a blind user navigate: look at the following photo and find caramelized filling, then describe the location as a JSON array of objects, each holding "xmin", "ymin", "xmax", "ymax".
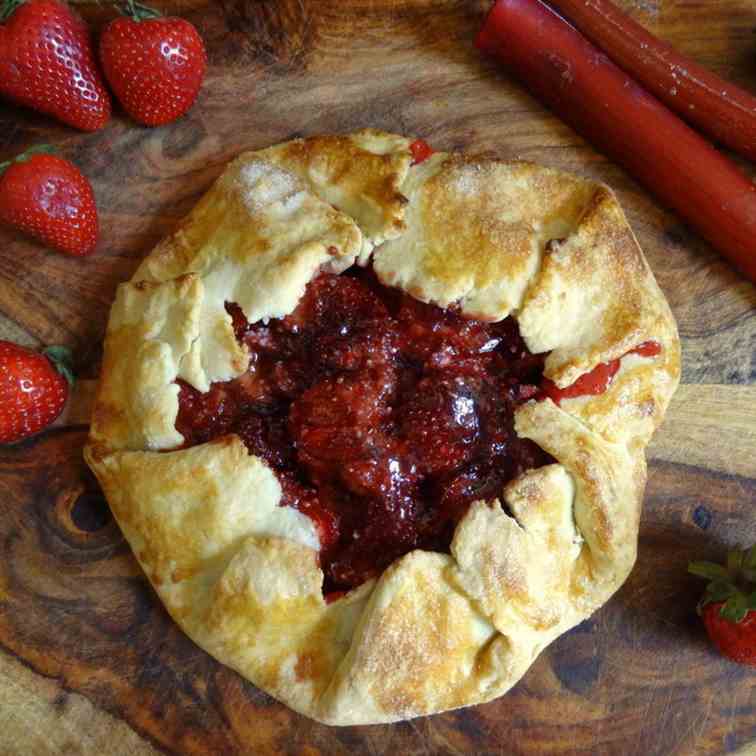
[{"xmin": 175, "ymin": 267, "xmax": 554, "ymax": 592}]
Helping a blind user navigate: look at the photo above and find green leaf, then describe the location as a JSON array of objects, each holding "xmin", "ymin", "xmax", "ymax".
[
  {"xmin": 121, "ymin": 0, "xmax": 161, "ymax": 20},
  {"xmin": 721, "ymin": 594, "xmax": 749, "ymax": 623},
  {"xmin": 0, "ymin": 0, "xmax": 24, "ymax": 24},
  {"xmin": 15, "ymin": 144, "xmax": 55, "ymax": 161},
  {"xmin": 0, "ymin": 144, "xmax": 55, "ymax": 175},
  {"xmin": 744, "ymin": 545, "xmax": 756, "ymax": 571},
  {"xmin": 742, "ymin": 568, "xmax": 756, "ymax": 584},
  {"xmin": 688, "ymin": 561, "xmax": 729, "ymax": 580},
  {"xmin": 43, "ymin": 346, "xmax": 75, "ymax": 388},
  {"xmin": 703, "ymin": 579, "xmax": 737, "ymax": 604},
  {"xmin": 748, "ymin": 592, "xmax": 756, "ymax": 611},
  {"xmin": 727, "ymin": 549, "xmax": 744, "ymax": 574}
]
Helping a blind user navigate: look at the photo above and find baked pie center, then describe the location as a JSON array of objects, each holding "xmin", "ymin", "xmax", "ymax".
[{"xmin": 175, "ymin": 267, "xmax": 556, "ymax": 592}]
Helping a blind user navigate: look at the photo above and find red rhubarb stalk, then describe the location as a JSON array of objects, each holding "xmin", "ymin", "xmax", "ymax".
[
  {"xmin": 476, "ymin": 0, "xmax": 756, "ymax": 284},
  {"xmin": 545, "ymin": 0, "xmax": 756, "ymax": 162}
]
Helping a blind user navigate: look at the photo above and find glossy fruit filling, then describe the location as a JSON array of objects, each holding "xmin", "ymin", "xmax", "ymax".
[
  {"xmin": 175, "ymin": 266, "xmax": 556, "ymax": 592},
  {"xmin": 409, "ymin": 138, "xmax": 434, "ymax": 165},
  {"xmin": 540, "ymin": 340, "xmax": 661, "ymax": 404}
]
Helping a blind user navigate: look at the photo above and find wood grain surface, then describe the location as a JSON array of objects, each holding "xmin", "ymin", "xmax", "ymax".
[{"xmin": 1, "ymin": 1, "xmax": 755, "ymax": 754}]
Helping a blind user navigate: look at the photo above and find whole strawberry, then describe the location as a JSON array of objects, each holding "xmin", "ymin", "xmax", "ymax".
[
  {"xmin": 0, "ymin": 341, "xmax": 73, "ymax": 443},
  {"xmin": 0, "ymin": 147, "xmax": 98, "ymax": 256},
  {"xmin": 689, "ymin": 545, "xmax": 756, "ymax": 667},
  {"xmin": 99, "ymin": 1, "xmax": 206, "ymax": 127},
  {"xmin": 0, "ymin": 0, "xmax": 110, "ymax": 131}
]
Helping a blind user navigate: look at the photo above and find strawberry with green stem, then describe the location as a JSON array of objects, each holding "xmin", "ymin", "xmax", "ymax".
[
  {"xmin": 0, "ymin": 0, "xmax": 111, "ymax": 130},
  {"xmin": 0, "ymin": 341, "xmax": 74, "ymax": 444},
  {"xmin": 689, "ymin": 545, "xmax": 756, "ymax": 667},
  {"xmin": 0, "ymin": 145, "xmax": 98, "ymax": 256},
  {"xmin": 99, "ymin": 0, "xmax": 206, "ymax": 127}
]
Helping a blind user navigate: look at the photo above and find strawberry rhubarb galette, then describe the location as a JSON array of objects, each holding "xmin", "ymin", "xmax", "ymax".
[{"xmin": 85, "ymin": 130, "xmax": 680, "ymax": 725}]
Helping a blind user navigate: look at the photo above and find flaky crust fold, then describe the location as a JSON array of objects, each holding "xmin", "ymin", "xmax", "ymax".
[{"xmin": 85, "ymin": 130, "xmax": 680, "ymax": 725}]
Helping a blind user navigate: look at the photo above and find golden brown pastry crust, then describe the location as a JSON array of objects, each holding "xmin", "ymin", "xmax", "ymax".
[
  {"xmin": 373, "ymin": 153, "xmax": 596, "ymax": 322},
  {"xmin": 85, "ymin": 130, "xmax": 680, "ymax": 725}
]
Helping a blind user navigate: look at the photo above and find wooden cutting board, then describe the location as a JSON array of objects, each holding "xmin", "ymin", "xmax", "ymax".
[{"xmin": 1, "ymin": 1, "xmax": 755, "ymax": 753}]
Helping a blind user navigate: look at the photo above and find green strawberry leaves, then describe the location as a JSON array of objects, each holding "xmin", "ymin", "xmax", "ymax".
[
  {"xmin": 719, "ymin": 592, "xmax": 756, "ymax": 624},
  {"xmin": 742, "ymin": 546, "xmax": 756, "ymax": 586},
  {"xmin": 689, "ymin": 544, "xmax": 756, "ymax": 624},
  {"xmin": 0, "ymin": 144, "xmax": 55, "ymax": 176},
  {"xmin": 688, "ymin": 561, "xmax": 729, "ymax": 581},
  {"xmin": 120, "ymin": 0, "xmax": 161, "ymax": 21},
  {"xmin": 0, "ymin": 0, "xmax": 24, "ymax": 23},
  {"xmin": 702, "ymin": 578, "xmax": 737, "ymax": 603},
  {"xmin": 43, "ymin": 345, "xmax": 75, "ymax": 387}
]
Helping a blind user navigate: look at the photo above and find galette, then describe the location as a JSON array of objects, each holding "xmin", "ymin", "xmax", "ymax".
[{"xmin": 85, "ymin": 129, "xmax": 680, "ymax": 725}]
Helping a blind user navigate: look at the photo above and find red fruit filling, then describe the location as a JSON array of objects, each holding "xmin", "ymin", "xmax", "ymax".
[
  {"xmin": 409, "ymin": 138, "xmax": 434, "ymax": 165},
  {"xmin": 174, "ymin": 267, "xmax": 659, "ymax": 592},
  {"xmin": 540, "ymin": 340, "xmax": 661, "ymax": 405}
]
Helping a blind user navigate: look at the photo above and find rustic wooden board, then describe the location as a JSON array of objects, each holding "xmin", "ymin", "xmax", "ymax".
[{"xmin": 1, "ymin": 1, "xmax": 755, "ymax": 753}]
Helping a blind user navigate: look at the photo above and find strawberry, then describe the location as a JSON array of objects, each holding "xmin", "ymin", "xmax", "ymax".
[
  {"xmin": 99, "ymin": 1, "xmax": 206, "ymax": 127},
  {"xmin": 0, "ymin": 145, "xmax": 98, "ymax": 257},
  {"xmin": 0, "ymin": 341, "xmax": 73, "ymax": 443},
  {"xmin": 0, "ymin": 0, "xmax": 110, "ymax": 131},
  {"xmin": 689, "ymin": 545, "xmax": 756, "ymax": 667},
  {"xmin": 0, "ymin": 146, "xmax": 98, "ymax": 256}
]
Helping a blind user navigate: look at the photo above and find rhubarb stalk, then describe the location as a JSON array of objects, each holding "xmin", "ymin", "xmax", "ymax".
[
  {"xmin": 476, "ymin": 0, "xmax": 756, "ymax": 283},
  {"xmin": 545, "ymin": 0, "xmax": 756, "ymax": 162}
]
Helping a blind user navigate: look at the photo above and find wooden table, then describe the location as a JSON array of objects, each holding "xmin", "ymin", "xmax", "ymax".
[{"xmin": 1, "ymin": 1, "xmax": 755, "ymax": 753}]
